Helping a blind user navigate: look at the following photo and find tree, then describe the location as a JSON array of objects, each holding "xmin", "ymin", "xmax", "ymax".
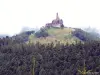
[
  {"xmin": 60, "ymin": 24, "xmax": 64, "ymax": 29},
  {"xmin": 35, "ymin": 28, "xmax": 49, "ymax": 38}
]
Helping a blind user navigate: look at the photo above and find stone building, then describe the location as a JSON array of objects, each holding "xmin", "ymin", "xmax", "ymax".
[{"xmin": 45, "ymin": 13, "xmax": 64, "ymax": 28}]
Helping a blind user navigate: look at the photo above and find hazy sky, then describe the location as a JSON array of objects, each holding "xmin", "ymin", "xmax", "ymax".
[{"xmin": 0, "ymin": 0, "xmax": 100, "ymax": 35}]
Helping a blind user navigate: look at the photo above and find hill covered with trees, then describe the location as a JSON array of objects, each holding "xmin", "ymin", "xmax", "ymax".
[
  {"xmin": 0, "ymin": 26, "xmax": 100, "ymax": 75},
  {"xmin": 0, "ymin": 37, "xmax": 100, "ymax": 75}
]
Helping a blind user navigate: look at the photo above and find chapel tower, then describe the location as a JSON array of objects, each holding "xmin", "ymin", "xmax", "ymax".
[{"xmin": 56, "ymin": 13, "xmax": 60, "ymax": 20}]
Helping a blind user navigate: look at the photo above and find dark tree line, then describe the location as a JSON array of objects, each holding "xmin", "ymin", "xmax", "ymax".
[
  {"xmin": 35, "ymin": 28, "xmax": 49, "ymax": 38},
  {"xmin": 72, "ymin": 28, "xmax": 100, "ymax": 41},
  {"xmin": 0, "ymin": 37, "xmax": 100, "ymax": 75}
]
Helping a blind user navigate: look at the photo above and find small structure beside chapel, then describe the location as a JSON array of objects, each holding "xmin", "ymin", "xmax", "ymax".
[{"xmin": 45, "ymin": 13, "xmax": 64, "ymax": 28}]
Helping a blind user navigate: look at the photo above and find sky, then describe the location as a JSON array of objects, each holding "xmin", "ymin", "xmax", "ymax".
[{"xmin": 0, "ymin": 0, "xmax": 100, "ymax": 35}]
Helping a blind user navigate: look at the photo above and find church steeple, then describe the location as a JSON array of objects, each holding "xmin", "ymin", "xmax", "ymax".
[{"xmin": 56, "ymin": 13, "xmax": 60, "ymax": 20}]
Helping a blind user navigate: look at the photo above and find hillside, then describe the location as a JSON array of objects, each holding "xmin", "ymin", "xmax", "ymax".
[
  {"xmin": 0, "ymin": 35, "xmax": 100, "ymax": 75},
  {"xmin": 28, "ymin": 27, "xmax": 100, "ymax": 44},
  {"xmin": 0, "ymin": 27, "xmax": 100, "ymax": 75}
]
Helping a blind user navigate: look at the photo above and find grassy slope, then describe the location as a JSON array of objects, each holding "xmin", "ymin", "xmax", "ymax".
[{"xmin": 28, "ymin": 27, "xmax": 81, "ymax": 44}]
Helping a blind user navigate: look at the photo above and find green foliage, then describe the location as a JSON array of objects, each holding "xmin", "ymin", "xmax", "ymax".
[
  {"xmin": 72, "ymin": 28, "xmax": 100, "ymax": 41},
  {"xmin": 35, "ymin": 28, "xmax": 49, "ymax": 38},
  {"xmin": 12, "ymin": 30, "xmax": 35, "ymax": 43},
  {"xmin": 32, "ymin": 56, "xmax": 36, "ymax": 75},
  {"xmin": 78, "ymin": 60, "xmax": 92, "ymax": 75},
  {"xmin": 0, "ymin": 37, "xmax": 100, "ymax": 75},
  {"xmin": 60, "ymin": 24, "xmax": 64, "ymax": 29}
]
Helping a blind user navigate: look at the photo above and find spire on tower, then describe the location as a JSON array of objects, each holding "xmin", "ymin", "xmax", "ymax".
[{"xmin": 56, "ymin": 13, "xmax": 60, "ymax": 20}]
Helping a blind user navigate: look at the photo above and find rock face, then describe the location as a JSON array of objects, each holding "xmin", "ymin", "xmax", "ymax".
[{"xmin": 46, "ymin": 13, "xmax": 64, "ymax": 28}]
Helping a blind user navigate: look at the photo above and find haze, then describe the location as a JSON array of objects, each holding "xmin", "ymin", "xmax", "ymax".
[{"xmin": 0, "ymin": 0, "xmax": 100, "ymax": 35}]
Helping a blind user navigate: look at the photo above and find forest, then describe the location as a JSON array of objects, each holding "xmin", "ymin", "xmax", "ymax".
[{"xmin": 0, "ymin": 37, "xmax": 100, "ymax": 75}]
